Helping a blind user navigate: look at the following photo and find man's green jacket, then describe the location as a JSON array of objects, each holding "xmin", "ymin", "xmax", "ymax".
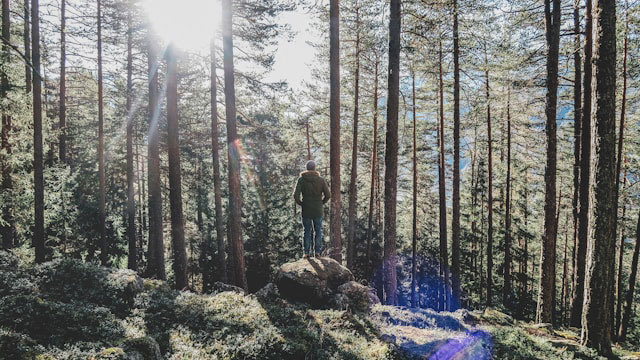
[{"xmin": 293, "ymin": 170, "xmax": 331, "ymax": 218}]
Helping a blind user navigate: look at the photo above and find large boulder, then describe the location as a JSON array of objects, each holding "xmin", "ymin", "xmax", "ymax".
[
  {"xmin": 336, "ymin": 281, "xmax": 374, "ymax": 312},
  {"xmin": 276, "ymin": 257, "xmax": 354, "ymax": 306}
]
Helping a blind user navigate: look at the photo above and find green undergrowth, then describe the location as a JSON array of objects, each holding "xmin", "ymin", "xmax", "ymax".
[
  {"xmin": 0, "ymin": 251, "xmax": 637, "ymax": 360},
  {"xmin": 0, "ymin": 251, "xmax": 398, "ymax": 359}
]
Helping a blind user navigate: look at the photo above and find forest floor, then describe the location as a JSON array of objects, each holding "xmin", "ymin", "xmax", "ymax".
[{"xmin": 0, "ymin": 251, "xmax": 638, "ymax": 360}]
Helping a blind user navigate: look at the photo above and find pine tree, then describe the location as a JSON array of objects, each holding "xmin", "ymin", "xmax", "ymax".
[
  {"xmin": 329, "ymin": 0, "xmax": 342, "ymax": 263},
  {"xmin": 537, "ymin": 0, "xmax": 560, "ymax": 325},
  {"xmin": 581, "ymin": 0, "xmax": 616, "ymax": 354},
  {"xmin": 383, "ymin": 0, "xmax": 400, "ymax": 306},
  {"xmin": 32, "ymin": 0, "xmax": 45, "ymax": 263},
  {"xmin": 222, "ymin": 0, "xmax": 247, "ymax": 290}
]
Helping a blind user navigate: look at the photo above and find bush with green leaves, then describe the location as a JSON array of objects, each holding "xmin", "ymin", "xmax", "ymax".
[
  {"xmin": 35, "ymin": 258, "xmax": 143, "ymax": 316},
  {"xmin": 0, "ymin": 294, "xmax": 125, "ymax": 347}
]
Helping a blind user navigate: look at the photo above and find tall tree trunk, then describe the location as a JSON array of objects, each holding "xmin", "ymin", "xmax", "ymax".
[
  {"xmin": 613, "ymin": 0, "xmax": 628, "ymax": 339},
  {"xmin": 411, "ymin": 70, "xmax": 418, "ymax": 308},
  {"xmin": 222, "ymin": 0, "xmax": 247, "ymax": 290},
  {"xmin": 31, "ymin": 0, "xmax": 44, "ymax": 262},
  {"xmin": 97, "ymin": 0, "xmax": 107, "ymax": 266},
  {"xmin": 135, "ymin": 124, "xmax": 144, "ymax": 260},
  {"xmin": 347, "ymin": 3, "xmax": 360, "ymax": 270},
  {"xmin": 618, "ymin": 209, "xmax": 640, "ymax": 341},
  {"xmin": 125, "ymin": 7, "xmax": 136, "ymax": 271},
  {"xmin": 571, "ymin": 0, "xmax": 582, "ymax": 309},
  {"xmin": 166, "ymin": 44, "xmax": 188, "ymax": 290},
  {"xmin": 615, "ymin": 171, "xmax": 627, "ymax": 333},
  {"xmin": 562, "ymin": 212, "xmax": 570, "ymax": 325},
  {"xmin": 451, "ymin": 0, "xmax": 461, "ymax": 309},
  {"xmin": 366, "ymin": 56, "xmax": 379, "ymax": 269},
  {"xmin": 58, "ymin": 0, "xmax": 65, "ymax": 163},
  {"xmin": 484, "ymin": 48, "xmax": 493, "ymax": 307},
  {"xmin": 521, "ymin": 173, "xmax": 531, "ymax": 318},
  {"xmin": 438, "ymin": 41, "xmax": 449, "ymax": 311},
  {"xmin": 383, "ymin": 0, "xmax": 400, "ymax": 306},
  {"xmin": 1, "ymin": 0, "xmax": 14, "ymax": 250},
  {"xmin": 571, "ymin": 0, "xmax": 593, "ymax": 328},
  {"xmin": 329, "ymin": 0, "xmax": 342, "ymax": 263},
  {"xmin": 209, "ymin": 41, "xmax": 226, "ymax": 287},
  {"xmin": 305, "ymin": 118, "xmax": 311, "ymax": 160},
  {"xmin": 503, "ymin": 85, "xmax": 512, "ymax": 307},
  {"xmin": 581, "ymin": 0, "xmax": 616, "ymax": 354},
  {"xmin": 146, "ymin": 28, "xmax": 165, "ymax": 280},
  {"xmin": 471, "ymin": 122, "xmax": 478, "ymax": 285},
  {"xmin": 537, "ymin": 0, "xmax": 560, "ymax": 325},
  {"xmin": 23, "ymin": 0, "xmax": 30, "ymax": 93}
]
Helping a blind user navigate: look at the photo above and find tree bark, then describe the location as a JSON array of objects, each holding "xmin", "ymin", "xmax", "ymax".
[
  {"xmin": 166, "ymin": 44, "xmax": 188, "ymax": 290},
  {"xmin": 571, "ymin": 0, "xmax": 582, "ymax": 312},
  {"xmin": 125, "ymin": 7, "xmax": 136, "ymax": 271},
  {"xmin": 347, "ymin": 3, "xmax": 360, "ymax": 270},
  {"xmin": 615, "ymin": 172, "xmax": 627, "ymax": 334},
  {"xmin": 146, "ymin": 27, "xmax": 165, "ymax": 280},
  {"xmin": 438, "ymin": 41, "xmax": 449, "ymax": 311},
  {"xmin": 31, "ymin": 0, "xmax": 44, "ymax": 262},
  {"xmin": 451, "ymin": 0, "xmax": 461, "ymax": 308},
  {"xmin": 135, "ymin": 123, "xmax": 144, "ymax": 262},
  {"xmin": 618, "ymin": 209, "xmax": 640, "ymax": 341},
  {"xmin": 58, "ymin": 0, "xmax": 65, "ymax": 163},
  {"xmin": 1, "ymin": 0, "xmax": 14, "ymax": 250},
  {"xmin": 503, "ymin": 85, "xmax": 512, "ymax": 308},
  {"xmin": 23, "ymin": 0, "xmax": 30, "ymax": 93},
  {"xmin": 537, "ymin": 0, "xmax": 560, "ymax": 325},
  {"xmin": 613, "ymin": 0, "xmax": 628, "ymax": 339},
  {"xmin": 581, "ymin": 0, "xmax": 616, "ymax": 354},
  {"xmin": 222, "ymin": 0, "xmax": 247, "ymax": 290},
  {"xmin": 562, "ymin": 212, "xmax": 570, "ymax": 325},
  {"xmin": 97, "ymin": 0, "xmax": 107, "ymax": 266},
  {"xmin": 383, "ymin": 0, "xmax": 400, "ymax": 306},
  {"xmin": 411, "ymin": 70, "xmax": 417, "ymax": 308},
  {"xmin": 209, "ymin": 41, "xmax": 226, "ymax": 287},
  {"xmin": 366, "ymin": 56, "xmax": 379, "ymax": 269},
  {"xmin": 519, "ymin": 174, "xmax": 530, "ymax": 317},
  {"xmin": 305, "ymin": 118, "xmax": 311, "ymax": 160},
  {"xmin": 484, "ymin": 49, "xmax": 493, "ymax": 307},
  {"xmin": 329, "ymin": 0, "xmax": 342, "ymax": 263},
  {"xmin": 571, "ymin": 0, "xmax": 593, "ymax": 328}
]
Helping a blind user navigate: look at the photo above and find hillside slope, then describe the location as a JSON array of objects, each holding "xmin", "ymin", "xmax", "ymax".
[{"xmin": 0, "ymin": 252, "xmax": 637, "ymax": 359}]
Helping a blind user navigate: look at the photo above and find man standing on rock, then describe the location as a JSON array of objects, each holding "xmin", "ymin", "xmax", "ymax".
[{"xmin": 293, "ymin": 160, "xmax": 331, "ymax": 258}]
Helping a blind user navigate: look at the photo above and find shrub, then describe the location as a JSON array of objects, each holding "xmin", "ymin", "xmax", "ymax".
[
  {"xmin": 0, "ymin": 294, "xmax": 125, "ymax": 347},
  {"xmin": 0, "ymin": 328, "xmax": 44, "ymax": 360},
  {"xmin": 35, "ymin": 259, "xmax": 143, "ymax": 316}
]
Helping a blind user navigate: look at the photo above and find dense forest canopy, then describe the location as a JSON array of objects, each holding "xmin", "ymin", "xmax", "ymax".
[{"xmin": 1, "ymin": 0, "xmax": 640, "ymax": 357}]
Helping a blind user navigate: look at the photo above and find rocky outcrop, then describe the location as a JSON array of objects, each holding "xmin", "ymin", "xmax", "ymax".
[{"xmin": 275, "ymin": 257, "xmax": 377, "ymax": 312}]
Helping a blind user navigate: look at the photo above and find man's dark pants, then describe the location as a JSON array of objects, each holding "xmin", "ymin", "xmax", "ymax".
[{"xmin": 302, "ymin": 216, "xmax": 323, "ymax": 256}]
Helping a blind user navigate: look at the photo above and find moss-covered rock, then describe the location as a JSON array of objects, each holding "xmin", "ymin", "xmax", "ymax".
[
  {"xmin": 337, "ymin": 281, "xmax": 374, "ymax": 313},
  {"xmin": 481, "ymin": 308, "xmax": 515, "ymax": 326},
  {"xmin": 276, "ymin": 257, "xmax": 354, "ymax": 306}
]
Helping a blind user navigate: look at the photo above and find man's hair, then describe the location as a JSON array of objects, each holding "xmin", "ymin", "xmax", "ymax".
[{"xmin": 306, "ymin": 160, "xmax": 316, "ymax": 171}]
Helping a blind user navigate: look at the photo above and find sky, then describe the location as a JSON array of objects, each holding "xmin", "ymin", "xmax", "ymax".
[{"xmin": 265, "ymin": 9, "xmax": 318, "ymax": 91}]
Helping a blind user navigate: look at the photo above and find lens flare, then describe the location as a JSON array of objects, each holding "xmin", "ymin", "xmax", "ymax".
[{"xmin": 144, "ymin": 0, "xmax": 219, "ymax": 52}]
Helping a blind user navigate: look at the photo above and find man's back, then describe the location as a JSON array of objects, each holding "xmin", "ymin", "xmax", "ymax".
[{"xmin": 293, "ymin": 170, "xmax": 330, "ymax": 219}]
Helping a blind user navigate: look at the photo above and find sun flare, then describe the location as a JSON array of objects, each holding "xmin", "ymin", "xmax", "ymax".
[{"xmin": 144, "ymin": 0, "xmax": 219, "ymax": 52}]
